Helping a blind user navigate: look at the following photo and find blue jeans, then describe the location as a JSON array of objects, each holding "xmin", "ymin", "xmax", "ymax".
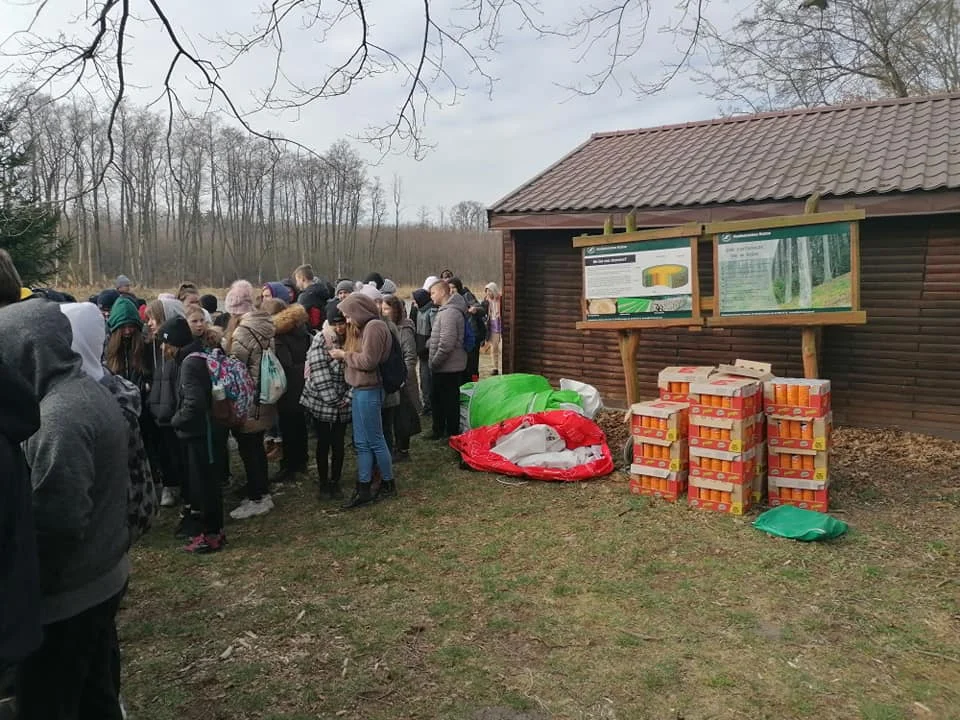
[{"xmin": 352, "ymin": 387, "xmax": 393, "ymax": 484}]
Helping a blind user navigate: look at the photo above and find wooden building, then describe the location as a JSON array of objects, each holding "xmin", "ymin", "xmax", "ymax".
[{"xmin": 488, "ymin": 93, "xmax": 960, "ymax": 438}]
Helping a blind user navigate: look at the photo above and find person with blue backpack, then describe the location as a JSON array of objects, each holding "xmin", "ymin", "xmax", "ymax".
[
  {"xmin": 448, "ymin": 277, "xmax": 486, "ymax": 385},
  {"xmin": 426, "ymin": 277, "xmax": 468, "ymax": 440}
]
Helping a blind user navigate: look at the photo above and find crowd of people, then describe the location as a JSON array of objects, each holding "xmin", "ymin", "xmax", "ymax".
[{"xmin": 0, "ymin": 247, "xmax": 502, "ymax": 719}]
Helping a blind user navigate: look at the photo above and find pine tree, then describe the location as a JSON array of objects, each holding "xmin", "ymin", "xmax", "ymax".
[{"xmin": 0, "ymin": 112, "xmax": 70, "ymax": 285}]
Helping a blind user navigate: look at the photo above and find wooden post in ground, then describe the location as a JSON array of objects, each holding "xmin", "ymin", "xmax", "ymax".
[
  {"xmin": 618, "ymin": 329, "xmax": 642, "ymax": 405},
  {"xmin": 801, "ymin": 192, "xmax": 823, "ymax": 378}
]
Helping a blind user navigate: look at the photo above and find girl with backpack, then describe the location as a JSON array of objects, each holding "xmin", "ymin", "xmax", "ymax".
[
  {"xmin": 482, "ymin": 282, "xmax": 503, "ymax": 376},
  {"xmin": 329, "ymin": 293, "xmax": 395, "ymax": 508},
  {"xmin": 264, "ymin": 298, "xmax": 311, "ymax": 483},
  {"xmin": 224, "ymin": 290, "xmax": 277, "ymax": 520},
  {"xmin": 300, "ymin": 303, "xmax": 352, "ymax": 500},
  {"xmin": 161, "ymin": 317, "xmax": 228, "ymax": 554},
  {"xmin": 382, "ymin": 294, "xmax": 421, "ymax": 462}
]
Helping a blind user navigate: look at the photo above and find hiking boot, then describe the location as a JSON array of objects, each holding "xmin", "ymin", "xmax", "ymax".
[
  {"xmin": 182, "ymin": 532, "xmax": 224, "ymax": 554},
  {"xmin": 341, "ymin": 482, "xmax": 373, "ymax": 510},
  {"xmin": 377, "ymin": 479, "xmax": 397, "ymax": 500},
  {"xmin": 160, "ymin": 486, "xmax": 180, "ymax": 507},
  {"xmin": 229, "ymin": 495, "xmax": 275, "ymax": 520}
]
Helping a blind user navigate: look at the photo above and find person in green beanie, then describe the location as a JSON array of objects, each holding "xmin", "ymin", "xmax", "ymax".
[{"xmin": 106, "ymin": 296, "xmax": 146, "ymax": 392}]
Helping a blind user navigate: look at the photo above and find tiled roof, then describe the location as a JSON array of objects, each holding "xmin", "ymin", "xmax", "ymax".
[{"xmin": 490, "ymin": 93, "xmax": 960, "ymax": 214}]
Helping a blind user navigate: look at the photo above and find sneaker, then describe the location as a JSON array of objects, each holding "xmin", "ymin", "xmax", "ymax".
[
  {"xmin": 229, "ymin": 495, "xmax": 274, "ymax": 520},
  {"xmin": 160, "ymin": 486, "xmax": 180, "ymax": 507},
  {"xmin": 182, "ymin": 533, "xmax": 224, "ymax": 554}
]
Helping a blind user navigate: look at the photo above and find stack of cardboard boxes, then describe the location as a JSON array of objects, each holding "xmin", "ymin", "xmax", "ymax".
[
  {"xmin": 764, "ymin": 379, "xmax": 832, "ymax": 512},
  {"xmin": 628, "ymin": 400, "xmax": 690, "ymax": 502},
  {"xmin": 686, "ymin": 376, "xmax": 762, "ymax": 515}
]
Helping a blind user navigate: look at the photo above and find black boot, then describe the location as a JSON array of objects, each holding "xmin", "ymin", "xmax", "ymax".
[
  {"xmin": 377, "ymin": 479, "xmax": 397, "ymax": 500},
  {"xmin": 341, "ymin": 481, "xmax": 373, "ymax": 510}
]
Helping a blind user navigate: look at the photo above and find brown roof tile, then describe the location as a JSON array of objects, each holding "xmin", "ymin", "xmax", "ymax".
[{"xmin": 490, "ymin": 93, "xmax": 960, "ymax": 214}]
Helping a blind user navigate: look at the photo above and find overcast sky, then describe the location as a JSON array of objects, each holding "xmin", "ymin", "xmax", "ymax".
[{"xmin": 0, "ymin": 0, "xmax": 751, "ymax": 219}]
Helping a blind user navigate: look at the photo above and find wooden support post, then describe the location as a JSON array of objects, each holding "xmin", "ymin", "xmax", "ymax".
[
  {"xmin": 603, "ymin": 215, "xmax": 614, "ymax": 235},
  {"xmin": 625, "ymin": 212, "xmax": 637, "ymax": 233},
  {"xmin": 801, "ymin": 327, "xmax": 819, "ymax": 378},
  {"xmin": 618, "ymin": 329, "xmax": 642, "ymax": 406}
]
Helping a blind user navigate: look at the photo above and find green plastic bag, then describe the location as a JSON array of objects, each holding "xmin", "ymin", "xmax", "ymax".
[
  {"xmin": 459, "ymin": 373, "xmax": 584, "ymax": 429},
  {"xmin": 753, "ymin": 505, "xmax": 848, "ymax": 542}
]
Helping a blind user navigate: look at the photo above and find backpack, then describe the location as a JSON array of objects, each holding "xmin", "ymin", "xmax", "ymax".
[
  {"xmin": 463, "ymin": 314, "xmax": 478, "ymax": 353},
  {"xmin": 100, "ymin": 373, "xmax": 158, "ymax": 546},
  {"xmin": 379, "ymin": 330, "xmax": 408, "ymax": 394},
  {"xmin": 189, "ymin": 348, "xmax": 256, "ymax": 428}
]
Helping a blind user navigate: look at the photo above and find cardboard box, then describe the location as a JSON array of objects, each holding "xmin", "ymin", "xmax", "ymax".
[
  {"xmin": 767, "ymin": 414, "xmax": 832, "ymax": 451},
  {"xmin": 688, "ymin": 476, "xmax": 753, "ymax": 515},
  {"xmin": 763, "ymin": 378, "xmax": 832, "ymax": 418},
  {"xmin": 632, "ymin": 438, "xmax": 688, "ymax": 472},
  {"xmin": 768, "ymin": 477, "xmax": 830, "ymax": 513},
  {"xmin": 630, "ymin": 400, "xmax": 690, "ymax": 442},
  {"xmin": 767, "ymin": 446, "xmax": 828, "ymax": 481},
  {"xmin": 690, "ymin": 445, "xmax": 757, "ymax": 484},
  {"xmin": 689, "ymin": 414, "xmax": 756, "ymax": 453},
  {"xmin": 690, "ymin": 377, "xmax": 761, "ymax": 420},
  {"xmin": 629, "ymin": 467, "xmax": 688, "ymax": 502},
  {"xmin": 658, "ymin": 366, "xmax": 715, "ymax": 403},
  {"xmin": 717, "ymin": 359, "xmax": 775, "ymax": 383}
]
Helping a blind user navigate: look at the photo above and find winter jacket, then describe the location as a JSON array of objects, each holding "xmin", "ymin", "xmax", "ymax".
[
  {"xmin": 398, "ymin": 318, "xmax": 421, "ymax": 414},
  {"xmin": 0, "ymin": 300, "xmax": 129, "ymax": 625},
  {"xmin": 429, "ymin": 292, "xmax": 468, "ymax": 374},
  {"xmin": 170, "ymin": 340, "xmax": 208, "ymax": 440},
  {"xmin": 226, "ymin": 310, "xmax": 278, "ymax": 433},
  {"xmin": 382, "ymin": 319, "xmax": 402, "ymax": 409},
  {"xmin": 300, "ymin": 325, "xmax": 351, "ymax": 425},
  {"xmin": 460, "ymin": 287, "xmax": 488, "ymax": 340},
  {"xmin": 147, "ymin": 339, "xmax": 179, "ymax": 425},
  {"xmin": 339, "ymin": 294, "xmax": 391, "ymax": 389},
  {"xmin": 0, "ymin": 359, "xmax": 42, "ymax": 664},
  {"xmin": 297, "ymin": 281, "xmax": 334, "ymax": 331},
  {"xmin": 414, "ymin": 302, "xmax": 437, "ymax": 360},
  {"xmin": 272, "ymin": 304, "xmax": 311, "ymax": 414}
]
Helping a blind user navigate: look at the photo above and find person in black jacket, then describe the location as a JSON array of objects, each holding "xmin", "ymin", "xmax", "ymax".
[
  {"xmin": 264, "ymin": 299, "xmax": 312, "ymax": 482},
  {"xmin": 162, "ymin": 317, "xmax": 228, "ymax": 554},
  {"xmin": 293, "ymin": 264, "xmax": 334, "ymax": 332},
  {"xmin": 449, "ymin": 277, "xmax": 487, "ymax": 384},
  {"xmin": 0, "ymin": 358, "xmax": 42, "ymax": 712}
]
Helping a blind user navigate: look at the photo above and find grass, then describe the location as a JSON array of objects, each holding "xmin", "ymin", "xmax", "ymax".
[
  {"xmin": 779, "ymin": 272, "xmax": 853, "ymax": 310},
  {"xmin": 119, "ymin": 361, "xmax": 960, "ymax": 719}
]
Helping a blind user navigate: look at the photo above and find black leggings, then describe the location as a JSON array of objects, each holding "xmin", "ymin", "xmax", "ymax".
[
  {"xmin": 233, "ymin": 430, "xmax": 269, "ymax": 501},
  {"xmin": 314, "ymin": 420, "xmax": 347, "ymax": 487},
  {"xmin": 155, "ymin": 425, "xmax": 185, "ymax": 490},
  {"xmin": 431, "ymin": 371, "xmax": 462, "ymax": 438},
  {"xmin": 183, "ymin": 432, "xmax": 226, "ymax": 534},
  {"xmin": 278, "ymin": 410, "xmax": 309, "ymax": 472}
]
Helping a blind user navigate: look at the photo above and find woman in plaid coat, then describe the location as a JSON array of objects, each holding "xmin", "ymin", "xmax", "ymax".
[{"xmin": 300, "ymin": 303, "xmax": 352, "ymax": 500}]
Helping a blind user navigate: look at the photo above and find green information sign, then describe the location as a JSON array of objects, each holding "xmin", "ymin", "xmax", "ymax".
[
  {"xmin": 583, "ymin": 238, "xmax": 694, "ymax": 321},
  {"xmin": 717, "ymin": 221, "xmax": 853, "ymax": 317}
]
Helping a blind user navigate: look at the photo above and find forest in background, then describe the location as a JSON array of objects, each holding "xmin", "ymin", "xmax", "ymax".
[{"xmin": 8, "ymin": 95, "xmax": 501, "ymax": 287}]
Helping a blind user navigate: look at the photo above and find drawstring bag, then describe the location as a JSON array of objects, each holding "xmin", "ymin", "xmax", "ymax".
[
  {"xmin": 259, "ymin": 346, "xmax": 287, "ymax": 404},
  {"xmin": 753, "ymin": 505, "xmax": 848, "ymax": 542}
]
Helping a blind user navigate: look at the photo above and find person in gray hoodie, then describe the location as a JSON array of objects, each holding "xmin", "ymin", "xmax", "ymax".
[
  {"xmin": 426, "ymin": 278, "xmax": 467, "ymax": 439},
  {"xmin": 0, "ymin": 299, "xmax": 129, "ymax": 720}
]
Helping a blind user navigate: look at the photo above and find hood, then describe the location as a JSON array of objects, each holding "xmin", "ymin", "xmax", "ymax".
[
  {"xmin": 321, "ymin": 321, "xmax": 344, "ymax": 347},
  {"xmin": 107, "ymin": 296, "xmax": 142, "ymax": 332},
  {"xmin": 273, "ymin": 303, "xmax": 309, "ymax": 335},
  {"xmin": 240, "ymin": 309, "xmax": 276, "ymax": 340},
  {"xmin": 0, "ymin": 358, "xmax": 41, "ymax": 443},
  {"xmin": 398, "ymin": 317, "xmax": 415, "ymax": 332},
  {"xmin": 264, "ymin": 281, "xmax": 292, "ymax": 303},
  {"xmin": 423, "ymin": 275, "xmax": 441, "ymax": 291},
  {"xmin": 0, "ymin": 299, "xmax": 83, "ymax": 399},
  {"xmin": 60, "ymin": 301, "xmax": 106, "ymax": 381},
  {"xmin": 412, "ymin": 289, "xmax": 430, "ymax": 308},
  {"xmin": 485, "ymin": 282, "xmax": 501, "ymax": 297},
  {"xmin": 160, "ymin": 297, "xmax": 187, "ymax": 323},
  {"xmin": 441, "ymin": 292, "xmax": 468, "ymax": 314},
  {"xmin": 339, "ymin": 293, "xmax": 380, "ymax": 326}
]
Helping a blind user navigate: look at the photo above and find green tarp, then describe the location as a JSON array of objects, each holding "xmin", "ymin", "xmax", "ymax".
[{"xmin": 460, "ymin": 374, "xmax": 584, "ymax": 430}]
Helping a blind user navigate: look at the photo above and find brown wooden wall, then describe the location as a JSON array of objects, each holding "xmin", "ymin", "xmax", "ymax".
[{"xmin": 504, "ymin": 215, "xmax": 960, "ymax": 438}]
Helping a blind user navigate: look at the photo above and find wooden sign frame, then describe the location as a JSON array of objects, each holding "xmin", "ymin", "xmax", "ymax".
[
  {"xmin": 705, "ymin": 210, "xmax": 867, "ymax": 328},
  {"xmin": 573, "ymin": 223, "xmax": 704, "ymax": 331}
]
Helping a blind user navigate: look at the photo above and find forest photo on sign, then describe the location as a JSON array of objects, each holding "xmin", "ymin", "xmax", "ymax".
[{"xmin": 717, "ymin": 222, "xmax": 853, "ymax": 317}]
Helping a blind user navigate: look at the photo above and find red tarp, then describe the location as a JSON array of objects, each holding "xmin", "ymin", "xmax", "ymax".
[{"xmin": 449, "ymin": 410, "xmax": 614, "ymax": 482}]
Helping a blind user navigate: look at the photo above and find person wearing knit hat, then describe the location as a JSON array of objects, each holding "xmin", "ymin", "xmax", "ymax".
[
  {"xmin": 423, "ymin": 275, "xmax": 441, "ymax": 291},
  {"xmin": 335, "ymin": 280, "xmax": 354, "ymax": 300},
  {"xmin": 411, "ymin": 288, "xmax": 436, "ymax": 415},
  {"xmin": 107, "ymin": 296, "xmax": 142, "ymax": 334},
  {"xmin": 262, "ymin": 281, "xmax": 292, "ymax": 304},
  {"xmin": 115, "ymin": 274, "xmax": 132, "ymax": 293},
  {"xmin": 363, "ymin": 272, "xmax": 384, "ymax": 290},
  {"xmin": 200, "ymin": 294, "xmax": 218, "ymax": 315},
  {"xmin": 97, "ymin": 288, "xmax": 121, "ymax": 318},
  {"xmin": 225, "ymin": 279, "xmax": 256, "ymax": 317},
  {"xmin": 159, "ymin": 316, "xmax": 194, "ymax": 349},
  {"xmin": 358, "ymin": 282, "xmax": 382, "ymax": 303},
  {"xmin": 380, "ymin": 278, "xmax": 398, "ymax": 295}
]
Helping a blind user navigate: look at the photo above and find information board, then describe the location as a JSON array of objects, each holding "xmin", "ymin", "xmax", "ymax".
[
  {"xmin": 583, "ymin": 238, "xmax": 695, "ymax": 322},
  {"xmin": 716, "ymin": 221, "xmax": 854, "ymax": 317}
]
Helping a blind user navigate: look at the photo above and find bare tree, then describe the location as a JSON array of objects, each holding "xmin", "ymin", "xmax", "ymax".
[
  {"xmin": 367, "ymin": 176, "xmax": 385, "ymax": 265},
  {"xmin": 391, "ymin": 173, "xmax": 402, "ymax": 254},
  {"xmin": 700, "ymin": 0, "xmax": 960, "ymax": 111}
]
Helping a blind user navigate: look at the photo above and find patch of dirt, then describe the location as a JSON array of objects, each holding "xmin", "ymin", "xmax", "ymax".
[
  {"xmin": 595, "ymin": 409, "xmax": 630, "ymax": 467},
  {"xmin": 472, "ymin": 708, "xmax": 550, "ymax": 720}
]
